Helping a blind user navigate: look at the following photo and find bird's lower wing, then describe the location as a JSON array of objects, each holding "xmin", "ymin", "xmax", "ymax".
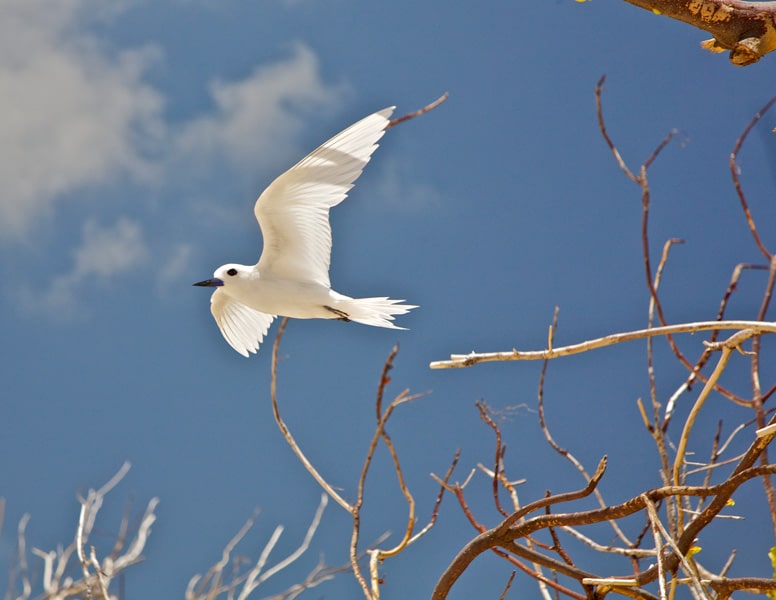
[{"xmin": 210, "ymin": 289, "xmax": 275, "ymax": 357}]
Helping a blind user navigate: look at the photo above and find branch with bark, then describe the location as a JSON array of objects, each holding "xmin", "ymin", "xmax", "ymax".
[
  {"xmin": 270, "ymin": 321, "xmax": 454, "ymax": 600},
  {"xmin": 623, "ymin": 0, "xmax": 776, "ymax": 65},
  {"xmin": 430, "ymin": 77, "xmax": 776, "ymax": 598}
]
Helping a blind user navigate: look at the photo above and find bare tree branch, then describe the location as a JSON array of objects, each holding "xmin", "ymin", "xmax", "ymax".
[
  {"xmin": 6, "ymin": 463, "xmax": 157, "ymax": 600},
  {"xmin": 429, "ymin": 320, "xmax": 775, "ymax": 369},
  {"xmin": 386, "ymin": 93, "xmax": 448, "ymax": 129}
]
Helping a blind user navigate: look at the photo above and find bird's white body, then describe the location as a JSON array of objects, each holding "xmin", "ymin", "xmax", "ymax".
[
  {"xmin": 220, "ymin": 271, "xmax": 339, "ymax": 319},
  {"xmin": 194, "ymin": 107, "xmax": 417, "ymax": 357}
]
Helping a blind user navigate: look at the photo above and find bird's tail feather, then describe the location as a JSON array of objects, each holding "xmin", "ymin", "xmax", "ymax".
[{"xmin": 344, "ymin": 297, "xmax": 417, "ymax": 329}]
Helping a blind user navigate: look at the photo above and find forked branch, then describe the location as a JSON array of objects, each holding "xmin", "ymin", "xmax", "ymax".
[{"xmin": 270, "ymin": 325, "xmax": 446, "ymax": 600}]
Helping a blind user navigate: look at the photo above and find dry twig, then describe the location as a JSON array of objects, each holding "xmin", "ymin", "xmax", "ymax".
[{"xmin": 6, "ymin": 463, "xmax": 157, "ymax": 600}]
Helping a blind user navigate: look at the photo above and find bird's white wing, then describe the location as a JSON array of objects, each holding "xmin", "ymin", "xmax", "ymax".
[
  {"xmin": 210, "ymin": 289, "xmax": 275, "ymax": 357},
  {"xmin": 255, "ymin": 107, "xmax": 395, "ymax": 287}
]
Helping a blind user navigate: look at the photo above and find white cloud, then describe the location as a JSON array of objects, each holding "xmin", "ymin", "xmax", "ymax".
[
  {"xmin": 0, "ymin": 0, "xmax": 164, "ymax": 238},
  {"xmin": 21, "ymin": 218, "xmax": 148, "ymax": 318},
  {"xmin": 0, "ymin": 5, "xmax": 344, "ymax": 239},
  {"xmin": 175, "ymin": 44, "xmax": 346, "ymax": 174},
  {"xmin": 2, "ymin": 3, "xmax": 349, "ymax": 317}
]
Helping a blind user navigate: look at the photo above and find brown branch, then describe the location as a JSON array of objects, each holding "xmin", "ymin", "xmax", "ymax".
[
  {"xmin": 269, "ymin": 318, "xmax": 352, "ymax": 513},
  {"xmin": 538, "ymin": 310, "xmax": 633, "ymax": 547},
  {"xmin": 664, "ymin": 96, "xmax": 776, "ymax": 422},
  {"xmin": 434, "ymin": 463, "xmax": 776, "ymax": 599},
  {"xmin": 752, "ymin": 256, "xmax": 776, "ymax": 537},
  {"xmin": 598, "ymin": 76, "xmax": 748, "ymax": 405},
  {"xmin": 623, "ymin": 0, "xmax": 776, "ymax": 65},
  {"xmin": 729, "ymin": 95, "xmax": 776, "ymax": 534},
  {"xmin": 717, "ymin": 264, "xmax": 770, "ymax": 322},
  {"xmin": 708, "ymin": 576, "xmax": 776, "ymax": 596},
  {"xmin": 654, "ymin": 433, "xmax": 776, "ymax": 584},
  {"xmin": 435, "ymin": 458, "xmax": 608, "ymax": 600},
  {"xmin": 497, "ymin": 571, "xmax": 516, "ymax": 600},
  {"xmin": 680, "ymin": 263, "xmax": 771, "ymax": 410},
  {"xmin": 730, "ymin": 93, "xmax": 776, "ymax": 258},
  {"xmin": 648, "ymin": 239, "xmax": 684, "ymax": 432},
  {"xmin": 476, "ymin": 401, "xmax": 510, "ymax": 519},
  {"xmin": 387, "ymin": 93, "xmax": 448, "ymax": 129},
  {"xmin": 501, "ymin": 457, "xmax": 608, "ymax": 529},
  {"xmin": 495, "ymin": 550, "xmax": 587, "ymax": 600},
  {"xmin": 375, "ymin": 343, "xmax": 399, "ymax": 421},
  {"xmin": 598, "ymin": 76, "xmax": 700, "ymax": 402},
  {"xmin": 443, "ymin": 479, "xmax": 593, "ymax": 594},
  {"xmin": 406, "ymin": 450, "xmax": 460, "ymax": 548},
  {"xmin": 545, "ymin": 502, "xmax": 575, "ymax": 569}
]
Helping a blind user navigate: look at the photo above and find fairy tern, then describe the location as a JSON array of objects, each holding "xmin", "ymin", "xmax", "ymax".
[{"xmin": 194, "ymin": 107, "xmax": 417, "ymax": 357}]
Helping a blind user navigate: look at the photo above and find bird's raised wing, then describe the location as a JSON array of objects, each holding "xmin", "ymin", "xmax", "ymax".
[
  {"xmin": 210, "ymin": 289, "xmax": 275, "ymax": 357},
  {"xmin": 254, "ymin": 107, "xmax": 395, "ymax": 287}
]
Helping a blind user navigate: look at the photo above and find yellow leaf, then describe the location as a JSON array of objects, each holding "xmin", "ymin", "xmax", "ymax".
[
  {"xmin": 688, "ymin": 545, "xmax": 702, "ymax": 556},
  {"xmin": 769, "ymin": 547, "xmax": 776, "ymax": 599},
  {"xmin": 701, "ymin": 39, "xmax": 726, "ymax": 53}
]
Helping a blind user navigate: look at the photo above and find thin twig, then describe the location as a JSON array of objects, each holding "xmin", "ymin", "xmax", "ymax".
[
  {"xmin": 729, "ymin": 93, "xmax": 776, "ymax": 260},
  {"xmin": 498, "ymin": 571, "xmax": 516, "ymax": 600},
  {"xmin": 387, "ymin": 93, "xmax": 448, "ymax": 129},
  {"xmin": 236, "ymin": 494, "xmax": 328, "ymax": 600},
  {"xmin": 408, "ymin": 450, "xmax": 459, "ymax": 545},
  {"xmin": 596, "ymin": 76, "xmax": 748, "ymax": 407},
  {"xmin": 476, "ymin": 400, "xmax": 509, "ymax": 518},
  {"xmin": 269, "ymin": 318, "xmax": 352, "ymax": 512},
  {"xmin": 537, "ymin": 308, "xmax": 632, "ymax": 546}
]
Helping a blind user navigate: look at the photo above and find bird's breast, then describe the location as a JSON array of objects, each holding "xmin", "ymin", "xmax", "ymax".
[{"xmin": 229, "ymin": 278, "xmax": 335, "ymax": 319}]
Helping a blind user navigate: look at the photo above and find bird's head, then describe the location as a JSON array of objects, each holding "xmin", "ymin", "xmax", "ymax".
[{"xmin": 193, "ymin": 264, "xmax": 253, "ymax": 289}]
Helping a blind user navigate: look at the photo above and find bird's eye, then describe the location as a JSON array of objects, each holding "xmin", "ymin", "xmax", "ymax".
[{"xmin": 227, "ymin": 268, "xmax": 238, "ymax": 276}]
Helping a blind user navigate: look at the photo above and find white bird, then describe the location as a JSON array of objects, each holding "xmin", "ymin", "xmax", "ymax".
[{"xmin": 194, "ymin": 107, "xmax": 417, "ymax": 357}]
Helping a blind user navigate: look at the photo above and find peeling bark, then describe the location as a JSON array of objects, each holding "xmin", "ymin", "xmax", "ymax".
[{"xmin": 624, "ymin": 0, "xmax": 776, "ymax": 65}]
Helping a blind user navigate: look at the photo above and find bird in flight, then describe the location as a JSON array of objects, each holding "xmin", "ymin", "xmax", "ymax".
[{"xmin": 194, "ymin": 107, "xmax": 417, "ymax": 357}]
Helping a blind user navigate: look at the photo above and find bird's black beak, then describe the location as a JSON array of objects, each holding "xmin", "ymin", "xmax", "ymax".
[{"xmin": 193, "ymin": 278, "xmax": 224, "ymax": 287}]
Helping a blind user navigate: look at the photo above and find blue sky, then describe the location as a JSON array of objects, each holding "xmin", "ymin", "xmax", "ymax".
[{"xmin": 2, "ymin": 0, "xmax": 776, "ymax": 598}]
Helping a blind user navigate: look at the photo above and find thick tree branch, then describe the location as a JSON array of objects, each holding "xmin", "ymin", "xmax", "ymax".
[
  {"xmin": 623, "ymin": 0, "xmax": 776, "ymax": 65},
  {"xmin": 434, "ymin": 464, "xmax": 776, "ymax": 599}
]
